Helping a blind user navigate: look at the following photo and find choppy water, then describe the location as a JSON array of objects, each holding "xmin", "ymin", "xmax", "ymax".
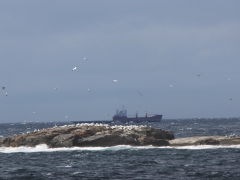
[{"xmin": 1, "ymin": 118, "xmax": 240, "ymax": 179}]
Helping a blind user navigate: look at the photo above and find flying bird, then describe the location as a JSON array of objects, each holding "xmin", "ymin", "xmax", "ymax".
[
  {"xmin": 72, "ymin": 66, "xmax": 78, "ymax": 71},
  {"xmin": 169, "ymin": 85, "xmax": 173, "ymax": 87},
  {"xmin": 196, "ymin": 74, "xmax": 201, "ymax": 77},
  {"xmin": 33, "ymin": 112, "xmax": 36, "ymax": 114},
  {"xmin": 226, "ymin": 78, "xmax": 232, "ymax": 81},
  {"xmin": 87, "ymin": 89, "xmax": 91, "ymax": 92},
  {"xmin": 229, "ymin": 98, "xmax": 232, "ymax": 100},
  {"xmin": 83, "ymin": 57, "xmax": 88, "ymax": 60},
  {"xmin": 54, "ymin": 87, "xmax": 58, "ymax": 90},
  {"xmin": 2, "ymin": 87, "xmax": 5, "ymax": 90},
  {"xmin": 112, "ymin": 80, "xmax": 118, "ymax": 82},
  {"xmin": 137, "ymin": 91, "xmax": 143, "ymax": 97},
  {"xmin": 65, "ymin": 116, "xmax": 68, "ymax": 119},
  {"xmin": 5, "ymin": 93, "xmax": 7, "ymax": 96},
  {"xmin": 106, "ymin": 113, "xmax": 109, "ymax": 116}
]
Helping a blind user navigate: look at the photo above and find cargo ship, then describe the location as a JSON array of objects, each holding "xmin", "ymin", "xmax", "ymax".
[
  {"xmin": 112, "ymin": 108, "xmax": 162, "ymax": 122},
  {"xmin": 72, "ymin": 107, "xmax": 162, "ymax": 124}
]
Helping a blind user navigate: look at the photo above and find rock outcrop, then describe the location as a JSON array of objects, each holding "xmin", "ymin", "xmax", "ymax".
[
  {"xmin": 1, "ymin": 123, "xmax": 239, "ymax": 148},
  {"xmin": 0, "ymin": 123, "xmax": 174, "ymax": 148},
  {"xmin": 169, "ymin": 135, "xmax": 240, "ymax": 146}
]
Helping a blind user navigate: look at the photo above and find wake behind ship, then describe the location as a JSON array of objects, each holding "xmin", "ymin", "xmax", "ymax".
[{"xmin": 112, "ymin": 108, "xmax": 162, "ymax": 122}]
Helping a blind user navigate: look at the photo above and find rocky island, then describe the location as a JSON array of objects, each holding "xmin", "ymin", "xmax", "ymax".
[{"xmin": 0, "ymin": 123, "xmax": 239, "ymax": 148}]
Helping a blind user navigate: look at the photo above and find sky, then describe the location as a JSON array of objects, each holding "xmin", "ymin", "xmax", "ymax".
[{"xmin": 0, "ymin": 0, "xmax": 240, "ymax": 123}]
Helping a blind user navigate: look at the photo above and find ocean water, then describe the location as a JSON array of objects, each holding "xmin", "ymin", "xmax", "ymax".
[{"xmin": 1, "ymin": 118, "xmax": 240, "ymax": 180}]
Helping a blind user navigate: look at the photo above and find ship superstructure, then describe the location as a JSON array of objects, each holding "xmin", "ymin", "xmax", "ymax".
[{"xmin": 112, "ymin": 107, "xmax": 162, "ymax": 122}]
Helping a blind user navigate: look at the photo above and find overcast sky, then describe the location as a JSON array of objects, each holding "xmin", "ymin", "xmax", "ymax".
[{"xmin": 0, "ymin": 0, "xmax": 240, "ymax": 123}]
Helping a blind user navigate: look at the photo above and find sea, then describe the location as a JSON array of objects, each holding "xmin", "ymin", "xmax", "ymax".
[{"xmin": 1, "ymin": 118, "xmax": 240, "ymax": 180}]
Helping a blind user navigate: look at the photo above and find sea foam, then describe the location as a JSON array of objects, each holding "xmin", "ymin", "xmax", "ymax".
[{"xmin": 1, "ymin": 144, "xmax": 240, "ymax": 153}]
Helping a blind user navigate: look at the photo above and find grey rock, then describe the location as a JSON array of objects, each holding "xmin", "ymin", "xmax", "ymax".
[
  {"xmin": 169, "ymin": 136, "xmax": 240, "ymax": 146},
  {"xmin": 0, "ymin": 124, "xmax": 174, "ymax": 148}
]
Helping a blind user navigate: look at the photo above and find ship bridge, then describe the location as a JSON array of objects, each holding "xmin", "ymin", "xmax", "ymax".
[{"xmin": 114, "ymin": 109, "xmax": 127, "ymax": 117}]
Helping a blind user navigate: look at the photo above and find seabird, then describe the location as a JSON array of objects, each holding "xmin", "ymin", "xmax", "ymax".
[
  {"xmin": 106, "ymin": 114, "xmax": 109, "ymax": 116},
  {"xmin": 87, "ymin": 89, "xmax": 91, "ymax": 92},
  {"xmin": 112, "ymin": 80, "xmax": 118, "ymax": 82},
  {"xmin": 65, "ymin": 116, "xmax": 68, "ymax": 119},
  {"xmin": 137, "ymin": 91, "xmax": 143, "ymax": 97},
  {"xmin": 229, "ymin": 98, "xmax": 232, "ymax": 100},
  {"xmin": 169, "ymin": 85, "xmax": 173, "ymax": 87},
  {"xmin": 54, "ymin": 87, "xmax": 58, "ymax": 90},
  {"xmin": 2, "ymin": 87, "xmax": 5, "ymax": 90},
  {"xmin": 33, "ymin": 112, "xmax": 36, "ymax": 114},
  {"xmin": 72, "ymin": 66, "xmax": 78, "ymax": 71},
  {"xmin": 197, "ymin": 74, "xmax": 201, "ymax": 77},
  {"xmin": 226, "ymin": 78, "xmax": 232, "ymax": 81},
  {"xmin": 5, "ymin": 93, "xmax": 7, "ymax": 96},
  {"xmin": 83, "ymin": 57, "xmax": 88, "ymax": 60}
]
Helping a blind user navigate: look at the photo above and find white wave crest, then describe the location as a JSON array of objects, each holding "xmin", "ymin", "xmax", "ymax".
[{"xmin": 1, "ymin": 144, "xmax": 240, "ymax": 153}]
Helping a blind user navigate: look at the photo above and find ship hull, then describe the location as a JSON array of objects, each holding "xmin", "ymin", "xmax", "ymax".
[{"xmin": 112, "ymin": 115, "xmax": 162, "ymax": 122}]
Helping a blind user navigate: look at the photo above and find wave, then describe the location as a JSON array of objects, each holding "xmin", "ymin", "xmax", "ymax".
[{"xmin": 1, "ymin": 144, "xmax": 240, "ymax": 153}]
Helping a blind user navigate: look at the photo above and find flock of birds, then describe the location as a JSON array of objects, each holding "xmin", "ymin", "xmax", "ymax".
[
  {"xmin": 27, "ymin": 123, "xmax": 149, "ymax": 134},
  {"xmin": 13, "ymin": 123, "xmax": 150, "ymax": 135},
  {"xmin": 57, "ymin": 122, "xmax": 149, "ymax": 131},
  {"xmin": 1, "ymin": 56, "xmax": 235, "ymax": 121},
  {"xmin": 166, "ymin": 74, "xmax": 233, "ymax": 101},
  {"xmin": 1, "ymin": 72, "xmax": 234, "ymax": 99},
  {"xmin": 1, "ymin": 56, "xmax": 122, "ymax": 121}
]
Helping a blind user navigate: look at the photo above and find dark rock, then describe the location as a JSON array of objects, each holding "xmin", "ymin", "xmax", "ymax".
[
  {"xmin": 138, "ymin": 136, "xmax": 169, "ymax": 146},
  {"xmin": 77, "ymin": 134, "xmax": 139, "ymax": 147},
  {"xmin": 145, "ymin": 128, "xmax": 174, "ymax": 140},
  {"xmin": 49, "ymin": 134, "xmax": 81, "ymax": 148}
]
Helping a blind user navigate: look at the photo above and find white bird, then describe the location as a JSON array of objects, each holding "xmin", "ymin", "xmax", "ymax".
[
  {"xmin": 65, "ymin": 116, "xmax": 68, "ymax": 119},
  {"xmin": 54, "ymin": 87, "xmax": 58, "ymax": 90},
  {"xmin": 5, "ymin": 92, "xmax": 7, "ymax": 96},
  {"xmin": 112, "ymin": 80, "xmax": 118, "ymax": 82},
  {"xmin": 226, "ymin": 78, "xmax": 232, "ymax": 81},
  {"xmin": 87, "ymin": 89, "xmax": 91, "ymax": 92},
  {"xmin": 169, "ymin": 85, "xmax": 173, "ymax": 87},
  {"xmin": 83, "ymin": 57, "xmax": 88, "ymax": 60},
  {"xmin": 72, "ymin": 66, "xmax": 78, "ymax": 71},
  {"xmin": 106, "ymin": 114, "xmax": 109, "ymax": 116},
  {"xmin": 33, "ymin": 112, "xmax": 36, "ymax": 114}
]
